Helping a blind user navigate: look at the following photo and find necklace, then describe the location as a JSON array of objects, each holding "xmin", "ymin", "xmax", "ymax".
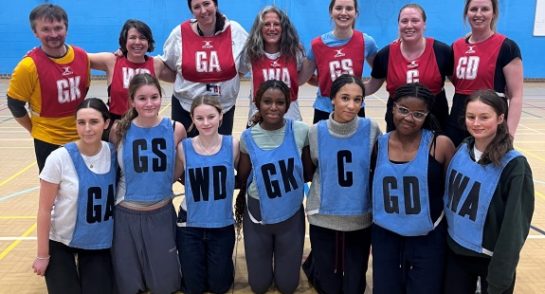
[
  {"xmin": 196, "ymin": 135, "xmax": 221, "ymax": 155},
  {"xmin": 82, "ymin": 154, "xmax": 99, "ymax": 169},
  {"xmin": 77, "ymin": 141, "xmax": 101, "ymax": 169}
]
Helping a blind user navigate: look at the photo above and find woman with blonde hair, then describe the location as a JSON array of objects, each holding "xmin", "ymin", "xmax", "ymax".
[
  {"xmin": 175, "ymin": 95, "xmax": 239, "ymax": 293},
  {"xmin": 446, "ymin": 0, "xmax": 523, "ymax": 146}
]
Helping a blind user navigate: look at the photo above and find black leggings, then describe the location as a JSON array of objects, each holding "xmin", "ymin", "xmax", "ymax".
[
  {"xmin": 304, "ymin": 225, "xmax": 371, "ymax": 294},
  {"xmin": 45, "ymin": 240, "xmax": 113, "ymax": 294},
  {"xmin": 444, "ymin": 247, "xmax": 516, "ymax": 294}
]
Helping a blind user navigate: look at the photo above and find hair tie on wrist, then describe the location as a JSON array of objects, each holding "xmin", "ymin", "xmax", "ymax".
[{"xmin": 35, "ymin": 256, "xmax": 50, "ymax": 260}]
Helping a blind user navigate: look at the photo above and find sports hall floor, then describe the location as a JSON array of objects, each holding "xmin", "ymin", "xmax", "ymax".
[{"xmin": 0, "ymin": 79, "xmax": 544, "ymax": 293}]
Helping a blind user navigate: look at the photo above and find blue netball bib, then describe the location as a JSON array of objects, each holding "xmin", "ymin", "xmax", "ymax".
[
  {"xmin": 243, "ymin": 119, "xmax": 304, "ymax": 224},
  {"xmin": 444, "ymin": 143, "xmax": 521, "ymax": 255},
  {"xmin": 317, "ymin": 118, "xmax": 371, "ymax": 216},
  {"xmin": 184, "ymin": 136, "xmax": 235, "ymax": 228},
  {"xmin": 66, "ymin": 142, "xmax": 116, "ymax": 249},
  {"xmin": 373, "ymin": 130, "xmax": 436, "ymax": 236},
  {"xmin": 123, "ymin": 118, "xmax": 175, "ymax": 203}
]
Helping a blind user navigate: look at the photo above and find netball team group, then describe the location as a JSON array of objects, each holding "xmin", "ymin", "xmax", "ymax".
[{"xmin": 7, "ymin": 0, "xmax": 534, "ymax": 293}]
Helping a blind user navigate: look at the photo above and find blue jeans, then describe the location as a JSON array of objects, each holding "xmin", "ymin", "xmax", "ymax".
[{"xmin": 176, "ymin": 225, "xmax": 235, "ymax": 294}]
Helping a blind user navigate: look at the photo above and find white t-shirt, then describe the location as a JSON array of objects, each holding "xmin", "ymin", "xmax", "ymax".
[
  {"xmin": 39, "ymin": 142, "xmax": 113, "ymax": 245},
  {"xmin": 160, "ymin": 17, "xmax": 248, "ymax": 112}
]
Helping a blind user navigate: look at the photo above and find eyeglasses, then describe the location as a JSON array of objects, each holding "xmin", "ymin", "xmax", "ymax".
[{"xmin": 394, "ymin": 104, "xmax": 429, "ymax": 121}]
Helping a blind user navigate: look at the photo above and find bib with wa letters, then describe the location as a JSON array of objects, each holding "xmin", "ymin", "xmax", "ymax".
[{"xmin": 444, "ymin": 143, "xmax": 521, "ymax": 255}]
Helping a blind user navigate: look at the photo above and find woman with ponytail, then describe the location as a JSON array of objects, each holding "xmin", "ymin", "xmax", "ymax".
[
  {"xmin": 302, "ymin": 74, "xmax": 381, "ymax": 293},
  {"xmin": 443, "ymin": 89, "xmax": 534, "ymax": 293},
  {"xmin": 110, "ymin": 73, "xmax": 187, "ymax": 294}
]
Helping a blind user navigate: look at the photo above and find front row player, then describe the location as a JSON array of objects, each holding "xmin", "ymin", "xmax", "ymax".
[
  {"xmin": 110, "ymin": 73, "xmax": 186, "ymax": 294},
  {"xmin": 236, "ymin": 80, "xmax": 309, "ymax": 294},
  {"xmin": 371, "ymin": 83, "xmax": 455, "ymax": 293},
  {"xmin": 33, "ymin": 98, "xmax": 115, "ymax": 294},
  {"xmin": 443, "ymin": 90, "xmax": 534, "ymax": 294},
  {"xmin": 303, "ymin": 74, "xmax": 381, "ymax": 293},
  {"xmin": 175, "ymin": 95, "xmax": 239, "ymax": 294}
]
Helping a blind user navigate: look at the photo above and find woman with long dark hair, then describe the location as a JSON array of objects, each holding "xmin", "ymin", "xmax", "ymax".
[{"xmin": 443, "ymin": 90, "xmax": 534, "ymax": 293}]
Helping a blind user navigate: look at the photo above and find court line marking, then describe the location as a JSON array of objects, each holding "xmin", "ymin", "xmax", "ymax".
[
  {"xmin": 0, "ymin": 186, "xmax": 39, "ymax": 202},
  {"xmin": 535, "ymin": 191, "xmax": 545, "ymax": 202},
  {"xmin": 531, "ymin": 225, "xmax": 545, "ymax": 236},
  {"xmin": 371, "ymin": 94, "xmax": 388, "ymax": 105},
  {"xmin": 535, "ymin": 180, "xmax": 545, "ymax": 185},
  {"xmin": 159, "ymin": 103, "xmax": 171, "ymax": 115},
  {"xmin": 0, "ymin": 216, "xmax": 35, "ymax": 220},
  {"xmin": 0, "ymin": 162, "xmax": 36, "ymax": 187},
  {"xmin": 516, "ymin": 147, "xmax": 545, "ymax": 163},
  {"xmin": 0, "ymin": 223, "xmax": 36, "ymax": 261},
  {"xmin": 0, "ymin": 237, "xmax": 36, "ymax": 241}
]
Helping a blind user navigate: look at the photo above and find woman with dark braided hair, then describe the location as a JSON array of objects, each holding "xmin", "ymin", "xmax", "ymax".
[
  {"xmin": 371, "ymin": 83, "xmax": 454, "ymax": 293},
  {"xmin": 236, "ymin": 79, "xmax": 309, "ymax": 293},
  {"xmin": 240, "ymin": 6, "xmax": 305, "ymax": 124},
  {"xmin": 443, "ymin": 90, "xmax": 534, "ymax": 294}
]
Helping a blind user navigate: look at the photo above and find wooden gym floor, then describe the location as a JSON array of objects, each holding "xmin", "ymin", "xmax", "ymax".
[{"xmin": 0, "ymin": 79, "xmax": 544, "ymax": 293}]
